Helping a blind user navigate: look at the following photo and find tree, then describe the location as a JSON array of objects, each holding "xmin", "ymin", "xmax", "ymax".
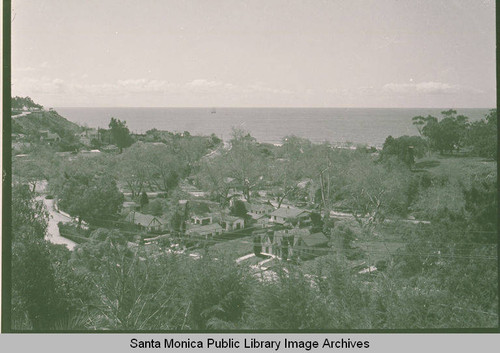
[
  {"xmin": 340, "ymin": 156, "xmax": 410, "ymax": 228},
  {"xmin": 467, "ymin": 109, "xmax": 497, "ymax": 159},
  {"xmin": 57, "ymin": 173, "xmax": 124, "ymax": 226},
  {"xmin": 11, "ymin": 184, "xmax": 67, "ymax": 330},
  {"xmin": 149, "ymin": 199, "xmax": 163, "ymax": 217},
  {"xmin": 12, "ymin": 146, "xmax": 62, "ymax": 193},
  {"xmin": 119, "ymin": 142, "xmax": 187, "ymax": 195},
  {"xmin": 381, "ymin": 135, "xmax": 426, "ymax": 168},
  {"xmin": 196, "ymin": 158, "xmax": 234, "ymax": 206},
  {"xmin": 270, "ymin": 136, "xmax": 312, "ymax": 208},
  {"xmin": 139, "ymin": 191, "xmax": 149, "ymax": 208},
  {"xmin": 253, "ymin": 235, "xmax": 262, "ymax": 256},
  {"xmin": 230, "ymin": 200, "xmax": 248, "ymax": 218},
  {"xmin": 223, "ymin": 129, "xmax": 268, "ymax": 201},
  {"xmin": 11, "ymin": 96, "xmax": 43, "ymax": 110},
  {"xmin": 414, "ymin": 111, "xmax": 470, "ymax": 155},
  {"xmin": 186, "ymin": 255, "xmax": 248, "ymax": 329},
  {"xmin": 108, "ymin": 118, "xmax": 133, "ymax": 152},
  {"xmin": 69, "ymin": 229, "xmax": 185, "ymax": 329}
]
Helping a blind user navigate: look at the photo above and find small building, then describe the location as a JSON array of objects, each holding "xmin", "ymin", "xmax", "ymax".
[
  {"xmin": 250, "ymin": 212, "xmax": 271, "ymax": 227},
  {"xmin": 245, "ymin": 202, "xmax": 275, "ymax": 216},
  {"xmin": 220, "ymin": 215, "xmax": 245, "ymax": 231},
  {"xmin": 296, "ymin": 232, "xmax": 329, "ymax": 259},
  {"xmin": 126, "ymin": 211, "xmax": 166, "ymax": 232},
  {"xmin": 186, "ymin": 223, "xmax": 224, "ymax": 239},
  {"xmin": 261, "ymin": 227, "xmax": 310, "ymax": 259},
  {"xmin": 191, "ymin": 214, "xmax": 212, "ymax": 226},
  {"xmin": 269, "ymin": 207, "xmax": 310, "ymax": 226}
]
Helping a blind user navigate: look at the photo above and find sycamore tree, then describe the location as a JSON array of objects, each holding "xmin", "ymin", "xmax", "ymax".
[
  {"xmin": 270, "ymin": 136, "xmax": 313, "ymax": 208},
  {"xmin": 196, "ymin": 157, "xmax": 235, "ymax": 206},
  {"xmin": 220, "ymin": 129, "xmax": 268, "ymax": 201},
  {"xmin": 12, "ymin": 147, "xmax": 62, "ymax": 193},
  {"xmin": 339, "ymin": 156, "xmax": 410, "ymax": 229},
  {"xmin": 118, "ymin": 142, "xmax": 187, "ymax": 196}
]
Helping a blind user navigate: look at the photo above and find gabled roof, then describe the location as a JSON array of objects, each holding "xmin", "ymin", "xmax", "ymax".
[
  {"xmin": 301, "ymin": 232, "xmax": 328, "ymax": 247},
  {"xmin": 126, "ymin": 212, "xmax": 163, "ymax": 227},
  {"xmin": 269, "ymin": 207, "xmax": 309, "ymax": 219},
  {"xmin": 249, "ymin": 213, "xmax": 267, "ymax": 220},
  {"xmin": 223, "ymin": 215, "xmax": 244, "ymax": 223}
]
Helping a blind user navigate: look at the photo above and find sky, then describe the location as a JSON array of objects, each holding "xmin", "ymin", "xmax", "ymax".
[{"xmin": 11, "ymin": 0, "xmax": 496, "ymax": 108}]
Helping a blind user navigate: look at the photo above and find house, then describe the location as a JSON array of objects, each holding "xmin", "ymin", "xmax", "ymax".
[
  {"xmin": 126, "ymin": 211, "xmax": 166, "ymax": 232},
  {"xmin": 296, "ymin": 232, "xmax": 329, "ymax": 259},
  {"xmin": 191, "ymin": 214, "xmax": 212, "ymax": 226},
  {"xmin": 269, "ymin": 207, "xmax": 310, "ymax": 226},
  {"xmin": 245, "ymin": 202, "xmax": 275, "ymax": 216},
  {"xmin": 186, "ymin": 223, "xmax": 224, "ymax": 239},
  {"xmin": 250, "ymin": 212, "xmax": 271, "ymax": 227},
  {"xmin": 261, "ymin": 227, "xmax": 310, "ymax": 259},
  {"xmin": 220, "ymin": 215, "xmax": 245, "ymax": 231}
]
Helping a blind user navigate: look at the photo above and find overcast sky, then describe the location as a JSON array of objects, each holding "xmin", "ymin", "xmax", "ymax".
[{"xmin": 12, "ymin": 0, "xmax": 496, "ymax": 108}]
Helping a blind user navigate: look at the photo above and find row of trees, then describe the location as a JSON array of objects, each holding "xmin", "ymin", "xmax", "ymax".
[
  {"xmin": 412, "ymin": 109, "xmax": 496, "ymax": 158},
  {"xmin": 196, "ymin": 129, "xmax": 416, "ymax": 229},
  {"xmin": 11, "ymin": 96, "xmax": 43, "ymax": 110}
]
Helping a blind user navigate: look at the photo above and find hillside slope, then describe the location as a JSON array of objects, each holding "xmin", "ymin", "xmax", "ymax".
[{"xmin": 12, "ymin": 110, "xmax": 81, "ymax": 136}]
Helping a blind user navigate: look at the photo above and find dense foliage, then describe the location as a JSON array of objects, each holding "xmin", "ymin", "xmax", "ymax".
[{"xmin": 10, "ymin": 107, "xmax": 498, "ymax": 331}]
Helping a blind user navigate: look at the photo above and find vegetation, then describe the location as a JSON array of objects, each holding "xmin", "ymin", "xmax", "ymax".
[
  {"xmin": 10, "ymin": 103, "xmax": 497, "ymax": 331},
  {"xmin": 108, "ymin": 118, "xmax": 134, "ymax": 153},
  {"xmin": 11, "ymin": 96, "xmax": 43, "ymax": 110}
]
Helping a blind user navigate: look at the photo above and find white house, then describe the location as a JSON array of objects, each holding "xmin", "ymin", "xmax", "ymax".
[{"xmin": 268, "ymin": 207, "xmax": 310, "ymax": 226}]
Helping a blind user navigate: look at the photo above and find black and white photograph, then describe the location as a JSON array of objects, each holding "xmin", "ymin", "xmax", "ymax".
[{"xmin": 3, "ymin": 0, "xmax": 498, "ymax": 334}]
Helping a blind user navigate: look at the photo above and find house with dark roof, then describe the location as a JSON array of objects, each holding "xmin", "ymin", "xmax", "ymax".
[
  {"xmin": 125, "ymin": 211, "xmax": 167, "ymax": 232},
  {"xmin": 269, "ymin": 207, "xmax": 310, "ymax": 226},
  {"xmin": 296, "ymin": 232, "xmax": 329, "ymax": 259}
]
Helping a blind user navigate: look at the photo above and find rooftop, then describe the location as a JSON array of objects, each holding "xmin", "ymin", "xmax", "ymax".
[
  {"xmin": 269, "ymin": 207, "xmax": 309, "ymax": 219},
  {"xmin": 126, "ymin": 212, "xmax": 164, "ymax": 227},
  {"xmin": 301, "ymin": 232, "xmax": 329, "ymax": 247}
]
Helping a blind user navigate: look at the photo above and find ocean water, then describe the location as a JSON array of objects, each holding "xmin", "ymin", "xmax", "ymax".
[{"xmin": 55, "ymin": 107, "xmax": 491, "ymax": 147}]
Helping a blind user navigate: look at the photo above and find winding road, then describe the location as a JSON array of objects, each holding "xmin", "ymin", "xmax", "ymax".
[{"xmin": 37, "ymin": 196, "xmax": 77, "ymax": 250}]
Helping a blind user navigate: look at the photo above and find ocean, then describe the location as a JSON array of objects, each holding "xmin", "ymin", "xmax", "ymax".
[{"xmin": 55, "ymin": 107, "xmax": 491, "ymax": 148}]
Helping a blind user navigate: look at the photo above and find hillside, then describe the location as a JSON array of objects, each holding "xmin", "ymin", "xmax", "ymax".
[{"xmin": 12, "ymin": 110, "xmax": 82, "ymax": 136}]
